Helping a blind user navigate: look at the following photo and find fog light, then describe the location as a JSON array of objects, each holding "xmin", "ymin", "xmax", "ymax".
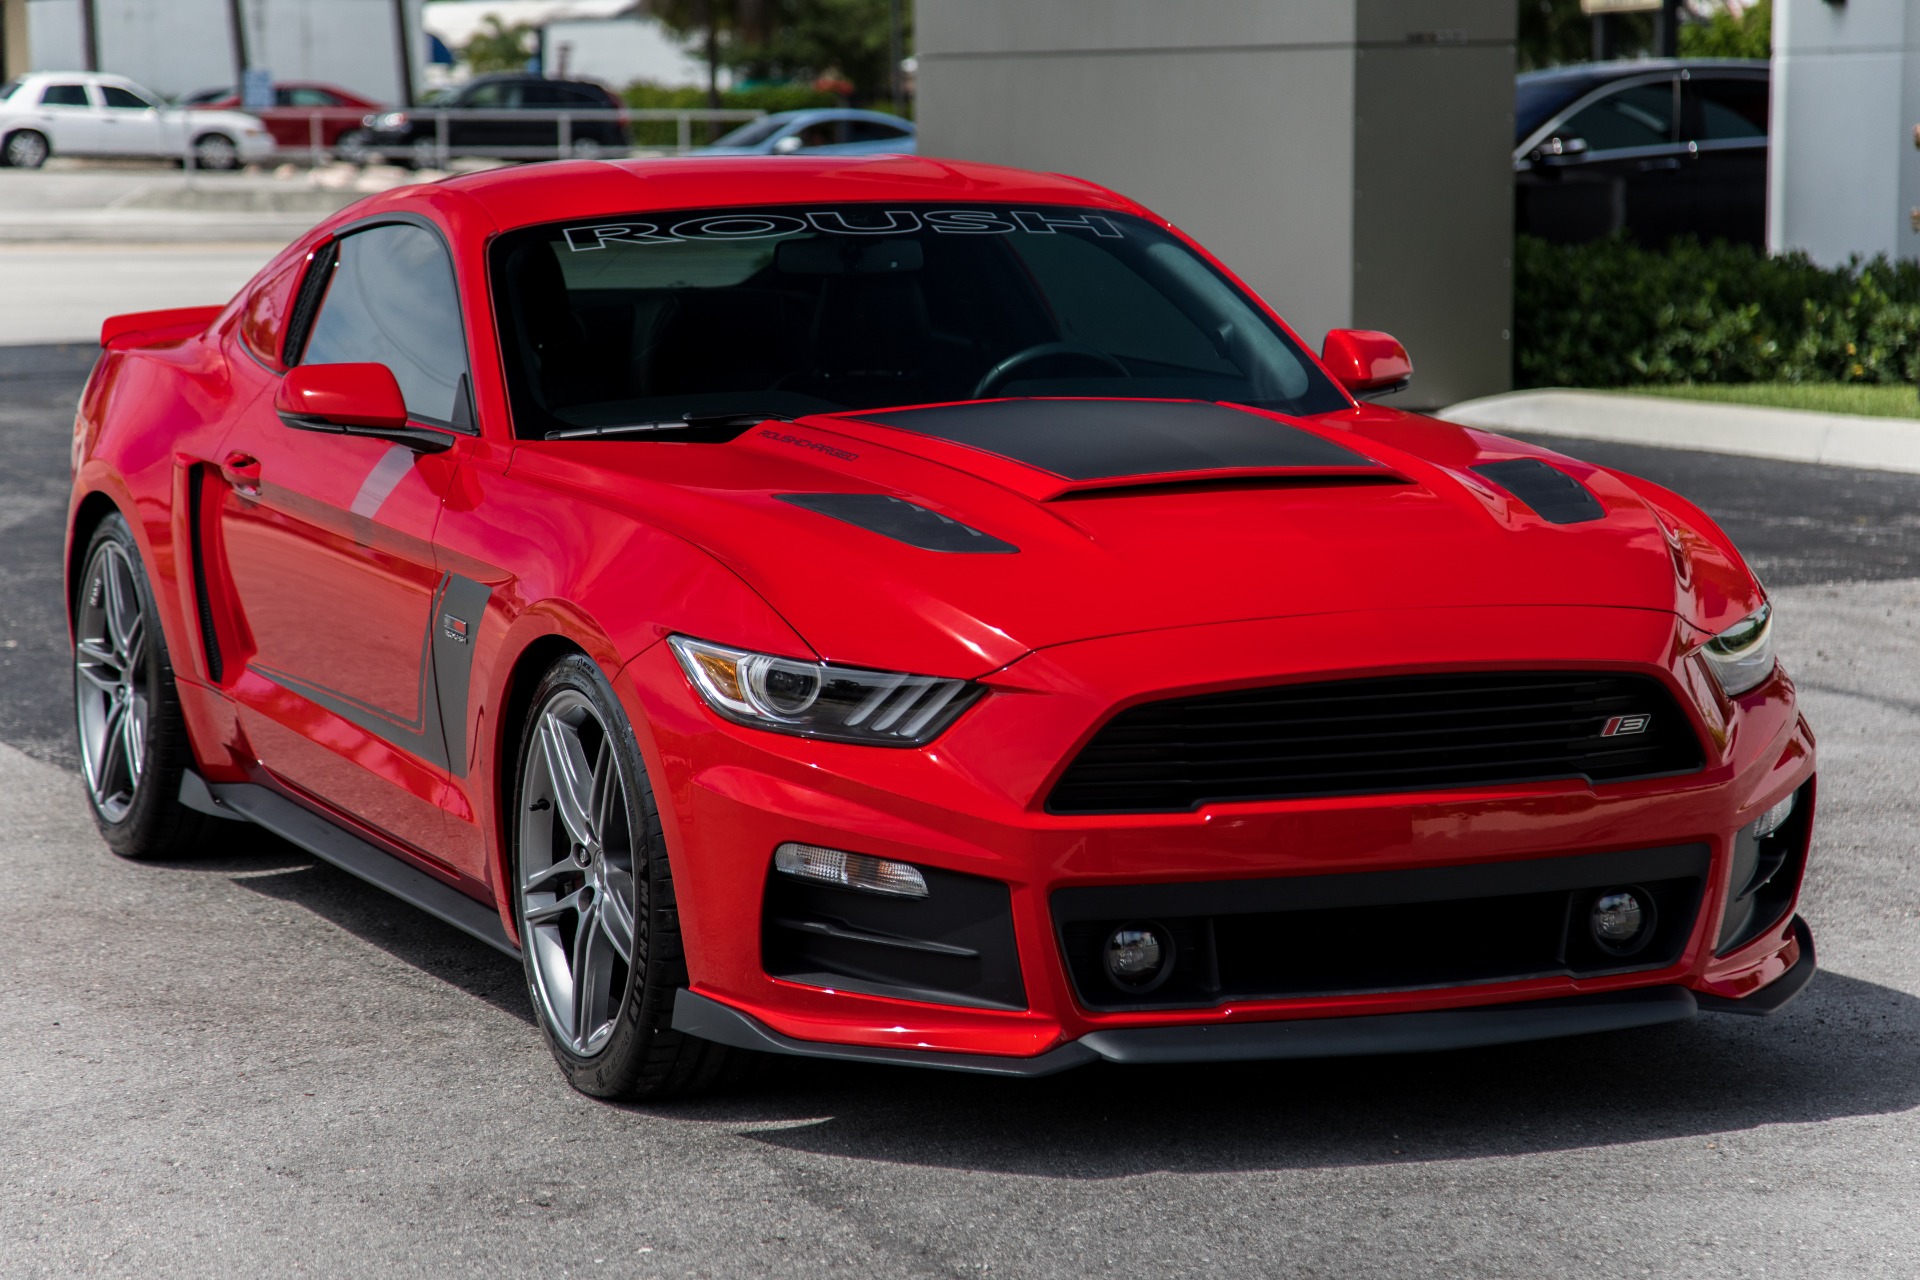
[
  {"xmin": 1590, "ymin": 888, "xmax": 1655, "ymax": 955},
  {"xmin": 1754, "ymin": 791, "xmax": 1796, "ymax": 840},
  {"xmin": 773, "ymin": 843, "xmax": 928, "ymax": 899},
  {"xmin": 1103, "ymin": 923, "xmax": 1173, "ymax": 992}
]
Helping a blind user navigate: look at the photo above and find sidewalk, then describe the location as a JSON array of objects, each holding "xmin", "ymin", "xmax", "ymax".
[{"xmin": 1440, "ymin": 388, "xmax": 1920, "ymax": 477}]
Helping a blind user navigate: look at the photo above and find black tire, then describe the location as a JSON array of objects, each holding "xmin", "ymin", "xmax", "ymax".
[
  {"xmin": 4, "ymin": 129, "xmax": 50, "ymax": 170},
  {"xmin": 512, "ymin": 652, "xmax": 754, "ymax": 1100},
  {"xmin": 73, "ymin": 513, "xmax": 221, "ymax": 860}
]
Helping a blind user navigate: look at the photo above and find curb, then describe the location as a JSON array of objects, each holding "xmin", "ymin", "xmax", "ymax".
[{"xmin": 1438, "ymin": 389, "xmax": 1920, "ymax": 476}]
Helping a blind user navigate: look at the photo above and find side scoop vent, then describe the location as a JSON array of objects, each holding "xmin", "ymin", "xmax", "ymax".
[
  {"xmin": 1471, "ymin": 459, "xmax": 1605, "ymax": 525},
  {"xmin": 777, "ymin": 493, "xmax": 1018, "ymax": 554}
]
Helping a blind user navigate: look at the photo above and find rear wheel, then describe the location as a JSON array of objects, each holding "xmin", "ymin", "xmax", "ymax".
[
  {"xmin": 73, "ymin": 513, "xmax": 220, "ymax": 859},
  {"xmin": 513, "ymin": 653, "xmax": 751, "ymax": 1099},
  {"xmin": 4, "ymin": 130, "xmax": 49, "ymax": 169},
  {"xmin": 191, "ymin": 132, "xmax": 240, "ymax": 170}
]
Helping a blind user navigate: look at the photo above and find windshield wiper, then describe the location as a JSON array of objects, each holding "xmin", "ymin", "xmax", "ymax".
[{"xmin": 544, "ymin": 411, "xmax": 794, "ymax": 441}]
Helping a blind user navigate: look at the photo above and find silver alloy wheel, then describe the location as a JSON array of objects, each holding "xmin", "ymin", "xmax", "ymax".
[
  {"xmin": 518, "ymin": 689, "xmax": 640, "ymax": 1057},
  {"xmin": 6, "ymin": 130, "xmax": 49, "ymax": 169},
  {"xmin": 569, "ymin": 137, "xmax": 603, "ymax": 160},
  {"xmin": 74, "ymin": 541, "xmax": 150, "ymax": 824},
  {"xmin": 193, "ymin": 133, "xmax": 239, "ymax": 170}
]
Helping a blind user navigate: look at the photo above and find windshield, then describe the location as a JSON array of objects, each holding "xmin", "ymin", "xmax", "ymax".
[
  {"xmin": 711, "ymin": 117, "xmax": 789, "ymax": 148},
  {"xmin": 490, "ymin": 203, "xmax": 1347, "ymax": 437},
  {"xmin": 1516, "ymin": 75, "xmax": 1604, "ymax": 142}
]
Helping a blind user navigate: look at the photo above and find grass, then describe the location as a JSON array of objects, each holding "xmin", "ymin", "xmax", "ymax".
[{"xmin": 1616, "ymin": 382, "xmax": 1920, "ymax": 420}]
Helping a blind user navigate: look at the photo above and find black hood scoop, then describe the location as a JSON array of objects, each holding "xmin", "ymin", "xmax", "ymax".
[
  {"xmin": 850, "ymin": 399, "xmax": 1381, "ymax": 485},
  {"xmin": 1471, "ymin": 459, "xmax": 1606, "ymax": 525}
]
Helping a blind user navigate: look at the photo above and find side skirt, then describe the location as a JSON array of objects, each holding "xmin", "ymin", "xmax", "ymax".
[{"xmin": 182, "ymin": 770, "xmax": 519, "ymax": 957}]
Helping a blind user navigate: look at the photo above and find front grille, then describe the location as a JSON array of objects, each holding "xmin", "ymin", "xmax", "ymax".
[
  {"xmin": 1049, "ymin": 671, "xmax": 1704, "ymax": 814},
  {"xmin": 1054, "ymin": 844, "xmax": 1709, "ymax": 1011}
]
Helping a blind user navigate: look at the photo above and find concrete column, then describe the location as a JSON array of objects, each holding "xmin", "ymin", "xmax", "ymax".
[
  {"xmin": 915, "ymin": 0, "xmax": 1515, "ymax": 408},
  {"xmin": 1, "ymin": 0, "xmax": 28, "ymax": 79},
  {"xmin": 1770, "ymin": 0, "xmax": 1920, "ymax": 265}
]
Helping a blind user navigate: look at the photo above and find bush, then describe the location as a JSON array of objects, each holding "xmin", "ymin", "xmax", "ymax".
[{"xmin": 1514, "ymin": 235, "xmax": 1920, "ymax": 388}]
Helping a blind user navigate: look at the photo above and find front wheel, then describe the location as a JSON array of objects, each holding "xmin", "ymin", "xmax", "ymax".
[
  {"xmin": 513, "ymin": 653, "xmax": 752, "ymax": 1099},
  {"xmin": 73, "ymin": 513, "xmax": 221, "ymax": 859},
  {"xmin": 4, "ymin": 129, "xmax": 50, "ymax": 169},
  {"xmin": 191, "ymin": 132, "xmax": 240, "ymax": 170}
]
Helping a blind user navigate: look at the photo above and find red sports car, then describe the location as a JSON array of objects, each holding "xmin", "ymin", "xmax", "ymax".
[{"xmin": 67, "ymin": 156, "xmax": 1815, "ymax": 1099}]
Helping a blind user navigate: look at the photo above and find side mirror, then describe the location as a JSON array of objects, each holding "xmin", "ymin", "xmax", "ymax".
[
  {"xmin": 274, "ymin": 362, "xmax": 452, "ymax": 451},
  {"xmin": 1531, "ymin": 134, "xmax": 1589, "ymax": 163},
  {"xmin": 771, "ymin": 134, "xmax": 804, "ymax": 154},
  {"xmin": 1321, "ymin": 329, "xmax": 1412, "ymax": 399}
]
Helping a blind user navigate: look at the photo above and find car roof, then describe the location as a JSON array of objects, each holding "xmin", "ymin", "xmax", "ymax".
[
  {"xmin": 1517, "ymin": 57, "xmax": 1767, "ymax": 86},
  {"xmin": 757, "ymin": 108, "xmax": 917, "ymax": 127},
  {"xmin": 423, "ymin": 154, "xmax": 1130, "ymax": 235}
]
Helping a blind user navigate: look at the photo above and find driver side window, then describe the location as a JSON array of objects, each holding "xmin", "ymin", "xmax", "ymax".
[
  {"xmin": 1559, "ymin": 80, "xmax": 1678, "ymax": 153},
  {"xmin": 299, "ymin": 223, "xmax": 473, "ymax": 427}
]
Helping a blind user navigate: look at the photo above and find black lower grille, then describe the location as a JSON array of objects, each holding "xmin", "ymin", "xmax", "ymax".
[
  {"xmin": 1050, "ymin": 671, "xmax": 1704, "ymax": 814},
  {"xmin": 1054, "ymin": 844, "xmax": 1709, "ymax": 1011}
]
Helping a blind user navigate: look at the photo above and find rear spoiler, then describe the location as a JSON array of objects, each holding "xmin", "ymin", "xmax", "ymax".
[{"xmin": 99, "ymin": 304, "xmax": 224, "ymax": 351}]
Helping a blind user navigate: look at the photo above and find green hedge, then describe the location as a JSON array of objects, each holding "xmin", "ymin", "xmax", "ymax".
[
  {"xmin": 1514, "ymin": 235, "xmax": 1920, "ymax": 388},
  {"xmin": 619, "ymin": 81, "xmax": 848, "ymax": 146}
]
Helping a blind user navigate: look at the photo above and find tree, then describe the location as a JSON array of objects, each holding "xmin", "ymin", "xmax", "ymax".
[
  {"xmin": 1680, "ymin": 0, "xmax": 1770, "ymax": 58},
  {"xmin": 647, "ymin": 0, "xmax": 910, "ymax": 105},
  {"xmin": 464, "ymin": 16, "xmax": 537, "ymax": 75}
]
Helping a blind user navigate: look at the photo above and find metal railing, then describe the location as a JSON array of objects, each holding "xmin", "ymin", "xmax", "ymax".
[{"xmin": 190, "ymin": 106, "xmax": 767, "ymax": 169}]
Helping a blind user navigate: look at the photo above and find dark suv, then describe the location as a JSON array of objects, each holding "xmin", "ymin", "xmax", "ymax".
[
  {"xmin": 362, "ymin": 74, "xmax": 630, "ymax": 167},
  {"xmin": 1515, "ymin": 59, "xmax": 1768, "ymax": 248}
]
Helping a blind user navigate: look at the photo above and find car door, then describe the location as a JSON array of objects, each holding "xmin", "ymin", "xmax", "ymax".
[
  {"xmin": 1517, "ymin": 75, "xmax": 1686, "ymax": 245},
  {"xmin": 1682, "ymin": 71, "xmax": 1769, "ymax": 249},
  {"xmin": 98, "ymin": 84, "xmax": 167, "ymax": 157},
  {"xmin": 455, "ymin": 80, "xmax": 520, "ymax": 157},
  {"xmin": 31, "ymin": 80, "xmax": 107, "ymax": 154},
  {"xmin": 215, "ymin": 220, "xmax": 477, "ymax": 870}
]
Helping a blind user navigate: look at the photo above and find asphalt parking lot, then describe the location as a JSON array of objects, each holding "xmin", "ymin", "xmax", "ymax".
[{"xmin": 2, "ymin": 341, "xmax": 1917, "ymax": 1276}]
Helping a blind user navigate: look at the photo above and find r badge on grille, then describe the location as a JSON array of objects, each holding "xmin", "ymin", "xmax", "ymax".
[{"xmin": 1600, "ymin": 714, "xmax": 1650, "ymax": 737}]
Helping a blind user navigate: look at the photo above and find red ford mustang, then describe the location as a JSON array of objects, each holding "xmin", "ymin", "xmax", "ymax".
[{"xmin": 67, "ymin": 156, "xmax": 1815, "ymax": 1099}]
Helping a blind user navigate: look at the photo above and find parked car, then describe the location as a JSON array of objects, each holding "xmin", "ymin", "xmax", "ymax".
[
  {"xmin": 359, "ymin": 74, "xmax": 629, "ymax": 168},
  {"xmin": 69, "ymin": 154, "xmax": 1814, "ymax": 1101},
  {"xmin": 692, "ymin": 108, "xmax": 916, "ymax": 156},
  {"xmin": 184, "ymin": 81, "xmax": 385, "ymax": 155},
  {"xmin": 0, "ymin": 71, "xmax": 273, "ymax": 170},
  {"xmin": 1515, "ymin": 59, "xmax": 1768, "ymax": 248}
]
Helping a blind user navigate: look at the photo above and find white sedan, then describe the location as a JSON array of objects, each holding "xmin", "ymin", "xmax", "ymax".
[{"xmin": 0, "ymin": 72, "xmax": 274, "ymax": 170}]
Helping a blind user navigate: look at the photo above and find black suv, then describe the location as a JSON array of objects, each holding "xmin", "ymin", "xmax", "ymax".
[
  {"xmin": 1516, "ymin": 59, "xmax": 1768, "ymax": 248},
  {"xmin": 362, "ymin": 74, "xmax": 630, "ymax": 167}
]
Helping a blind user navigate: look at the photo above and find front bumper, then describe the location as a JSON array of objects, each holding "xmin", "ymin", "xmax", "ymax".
[
  {"xmin": 674, "ymin": 918, "xmax": 1814, "ymax": 1075},
  {"xmin": 624, "ymin": 605, "xmax": 1816, "ymax": 1069}
]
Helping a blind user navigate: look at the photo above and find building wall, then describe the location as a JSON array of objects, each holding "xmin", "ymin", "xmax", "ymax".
[
  {"xmin": 915, "ymin": 0, "xmax": 1514, "ymax": 408},
  {"xmin": 23, "ymin": 0, "xmax": 425, "ymax": 102},
  {"xmin": 1770, "ymin": 0, "xmax": 1919, "ymax": 265}
]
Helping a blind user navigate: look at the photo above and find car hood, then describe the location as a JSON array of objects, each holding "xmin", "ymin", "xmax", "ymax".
[{"xmin": 514, "ymin": 399, "xmax": 1760, "ymax": 677}]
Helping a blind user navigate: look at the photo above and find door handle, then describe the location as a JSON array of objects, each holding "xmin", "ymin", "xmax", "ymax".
[{"xmin": 222, "ymin": 451, "xmax": 261, "ymax": 497}]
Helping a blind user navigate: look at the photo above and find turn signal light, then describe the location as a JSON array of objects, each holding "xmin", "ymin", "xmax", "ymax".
[{"xmin": 773, "ymin": 843, "xmax": 929, "ymax": 899}]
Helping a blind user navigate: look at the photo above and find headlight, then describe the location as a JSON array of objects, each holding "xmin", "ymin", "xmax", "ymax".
[
  {"xmin": 1702, "ymin": 603, "xmax": 1775, "ymax": 697},
  {"xmin": 372, "ymin": 111, "xmax": 409, "ymax": 130},
  {"xmin": 667, "ymin": 636, "xmax": 982, "ymax": 746}
]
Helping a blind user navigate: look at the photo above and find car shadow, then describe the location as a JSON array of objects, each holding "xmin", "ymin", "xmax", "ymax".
[{"xmin": 196, "ymin": 828, "xmax": 537, "ymax": 1026}]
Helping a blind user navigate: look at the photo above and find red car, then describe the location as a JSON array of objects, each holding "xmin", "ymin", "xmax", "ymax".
[
  {"xmin": 68, "ymin": 156, "xmax": 1815, "ymax": 1100},
  {"xmin": 187, "ymin": 81, "xmax": 382, "ymax": 151}
]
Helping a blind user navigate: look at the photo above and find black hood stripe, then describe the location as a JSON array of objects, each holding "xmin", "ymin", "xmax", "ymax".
[
  {"xmin": 778, "ymin": 492, "xmax": 1018, "ymax": 553},
  {"xmin": 848, "ymin": 399, "xmax": 1377, "ymax": 482}
]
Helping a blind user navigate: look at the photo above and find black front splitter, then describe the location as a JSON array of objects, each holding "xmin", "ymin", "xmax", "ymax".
[{"xmin": 671, "ymin": 983, "xmax": 1704, "ymax": 1078}]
